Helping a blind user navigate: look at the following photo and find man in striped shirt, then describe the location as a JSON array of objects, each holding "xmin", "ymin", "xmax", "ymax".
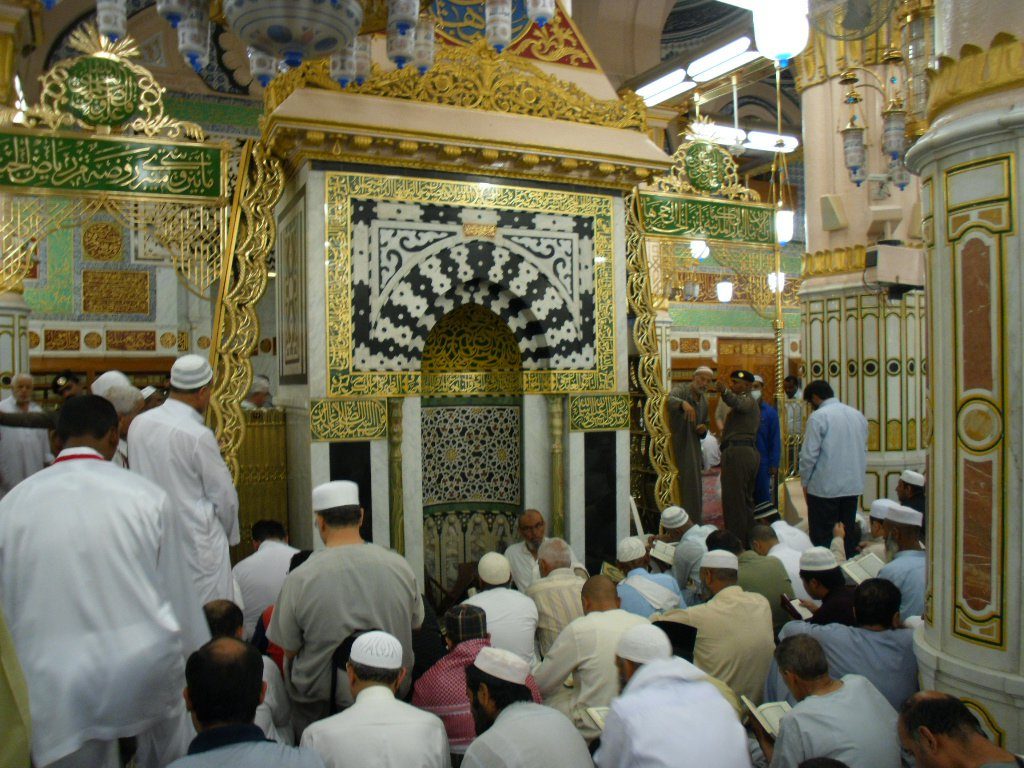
[{"xmin": 526, "ymin": 538, "xmax": 586, "ymax": 658}]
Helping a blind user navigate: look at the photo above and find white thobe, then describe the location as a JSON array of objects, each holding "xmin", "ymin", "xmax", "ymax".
[
  {"xmin": 128, "ymin": 398, "xmax": 240, "ymax": 604},
  {"xmin": 533, "ymin": 608, "xmax": 648, "ymax": 741},
  {"xmin": 0, "ymin": 397, "xmax": 52, "ymax": 497},
  {"xmin": 462, "ymin": 587, "xmax": 538, "ymax": 664},
  {"xmin": 0, "ymin": 447, "xmax": 208, "ymax": 767},
  {"xmin": 767, "ymin": 542, "xmax": 812, "ymax": 602},
  {"xmin": 771, "ymin": 519, "xmax": 813, "ymax": 553},
  {"xmin": 595, "ymin": 657, "xmax": 751, "ymax": 768},
  {"xmin": 256, "ymin": 656, "xmax": 294, "ymax": 745},
  {"xmin": 462, "ymin": 702, "xmax": 592, "ymax": 768},
  {"xmin": 113, "ymin": 438, "xmax": 129, "ymax": 469},
  {"xmin": 300, "ymin": 685, "xmax": 450, "ymax": 768},
  {"xmin": 505, "ymin": 538, "xmax": 586, "ymax": 593},
  {"xmin": 233, "ymin": 539, "xmax": 298, "ymax": 639}
]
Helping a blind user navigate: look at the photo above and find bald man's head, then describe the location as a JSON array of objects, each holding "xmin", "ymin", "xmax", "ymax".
[
  {"xmin": 185, "ymin": 637, "xmax": 264, "ymax": 728},
  {"xmin": 203, "ymin": 599, "xmax": 243, "ymax": 639},
  {"xmin": 581, "ymin": 574, "xmax": 620, "ymax": 614}
]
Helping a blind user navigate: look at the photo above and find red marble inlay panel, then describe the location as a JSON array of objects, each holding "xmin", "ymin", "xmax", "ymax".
[
  {"xmin": 961, "ymin": 457, "xmax": 994, "ymax": 611},
  {"xmin": 960, "ymin": 237, "xmax": 993, "ymax": 392}
]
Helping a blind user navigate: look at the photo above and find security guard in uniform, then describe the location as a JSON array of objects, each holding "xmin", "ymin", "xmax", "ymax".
[{"xmin": 716, "ymin": 370, "xmax": 761, "ymax": 541}]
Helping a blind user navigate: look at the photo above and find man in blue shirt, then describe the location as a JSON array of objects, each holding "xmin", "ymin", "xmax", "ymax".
[
  {"xmin": 799, "ymin": 380, "xmax": 868, "ymax": 556},
  {"xmin": 169, "ymin": 637, "xmax": 325, "ymax": 768},
  {"xmin": 878, "ymin": 504, "xmax": 927, "ymax": 618},
  {"xmin": 752, "ymin": 375, "xmax": 781, "ymax": 510},
  {"xmin": 615, "ymin": 537, "xmax": 682, "ymax": 616}
]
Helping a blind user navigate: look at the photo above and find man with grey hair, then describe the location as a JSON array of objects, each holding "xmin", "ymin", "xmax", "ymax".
[
  {"xmin": 668, "ymin": 366, "xmax": 713, "ymax": 522},
  {"xmin": 103, "ymin": 384, "xmax": 145, "ymax": 468},
  {"xmin": 504, "ymin": 509, "xmax": 585, "ymax": 592},
  {"xmin": 755, "ymin": 634, "xmax": 900, "ymax": 768},
  {"xmin": 0, "ymin": 373, "xmax": 52, "ymax": 497},
  {"xmin": 242, "ymin": 375, "xmax": 273, "ymax": 410},
  {"xmin": 526, "ymin": 538, "xmax": 586, "ymax": 657}
]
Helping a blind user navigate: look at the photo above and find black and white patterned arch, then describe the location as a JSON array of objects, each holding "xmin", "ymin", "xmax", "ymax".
[{"xmin": 349, "ymin": 198, "xmax": 596, "ymax": 371}]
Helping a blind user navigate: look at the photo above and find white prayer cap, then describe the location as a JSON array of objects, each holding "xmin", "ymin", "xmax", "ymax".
[
  {"xmin": 312, "ymin": 480, "xmax": 359, "ymax": 512},
  {"xmin": 694, "ymin": 366, "xmax": 714, "ymax": 377},
  {"xmin": 900, "ymin": 470, "xmax": 925, "ymax": 487},
  {"xmin": 617, "ymin": 536, "xmax": 647, "ymax": 563},
  {"xmin": 887, "ymin": 504, "xmax": 924, "ymax": 527},
  {"xmin": 701, "ymin": 549, "xmax": 738, "ymax": 570},
  {"xmin": 616, "ymin": 623, "xmax": 672, "ymax": 665},
  {"xmin": 249, "ymin": 375, "xmax": 271, "ymax": 394},
  {"xmin": 474, "ymin": 647, "xmax": 530, "ymax": 685},
  {"xmin": 91, "ymin": 370, "xmax": 131, "ymax": 399},
  {"xmin": 170, "ymin": 354, "xmax": 213, "ymax": 389},
  {"xmin": 753, "ymin": 374, "xmax": 764, "ymax": 384},
  {"xmin": 141, "ymin": 386, "xmax": 157, "ymax": 399},
  {"xmin": 478, "ymin": 552, "xmax": 512, "ymax": 586},
  {"xmin": 660, "ymin": 506, "xmax": 689, "ymax": 530},
  {"xmin": 870, "ymin": 498, "xmax": 899, "ymax": 520},
  {"xmin": 349, "ymin": 631, "xmax": 403, "ymax": 670},
  {"xmin": 799, "ymin": 546, "xmax": 838, "ymax": 572}
]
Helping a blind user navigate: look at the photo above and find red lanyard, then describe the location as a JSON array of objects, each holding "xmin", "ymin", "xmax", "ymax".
[{"xmin": 52, "ymin": 453, "xmax": 105, "ymax": 464}]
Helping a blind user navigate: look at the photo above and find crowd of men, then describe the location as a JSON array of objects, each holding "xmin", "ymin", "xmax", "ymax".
[{"xmin": 0, "ymin": 358, "xmax": 1016, "ymax": 768}]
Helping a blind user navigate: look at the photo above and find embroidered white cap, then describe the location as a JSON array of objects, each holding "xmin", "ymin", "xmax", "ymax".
[
  {"xmin": 91, "ymin": 370, "xmax": 131, "ymax": 400},
  {"xmin": 474, "ymin": 646, "xmax": 530, "ymax": 685},
  {"xmin": 616, "ymin": 623, "xmax": 673, "ymax": 665},
  {"xmin": 617, "ymin": 536, "xmax": 647, "ymax": 563},
  {"xmin": 887, "ymin": 504, "xmax": 924, "ymax": 527},
  {"xmin": 899, "ymin": 470, "xmax": 925, "ymax": 487},
  {"xmin": 169, "ymin": 354, "xmax": 213, "ymax": 389},
  {"xmin": 694, "ymin": 366, "xmax": 715, "ymax": 377},
  {"xmin": 141, "ymin": 385, "xmax": 157, "ymax": 399},
  {"xmin": 312, "ymin": 480, "xmax": 360, "ymax": 512},
  {"xmin": 800, "ymin": 546, "xmax": 838, "ymax": 572},
  {"xmin": 478, "ymin": 552, "xmax": 512, "ymax": 586},
  {"xmin": 701, "ymin": 549, "xmax": 738, "ymax": 570},
  {"xmin": 349, "ymin": 631, "xmax": 403, "ymax": 670},
  {"xmin": 870, "ymin": 498, "xmax": 899, "ymax": 520},
  {"xmin": 660, "ymin": 506, "xmax": 689, "ymax": 530},
  {"xmin": 753, "ymin": 374, "xmax": 764, "ymax": 384}
]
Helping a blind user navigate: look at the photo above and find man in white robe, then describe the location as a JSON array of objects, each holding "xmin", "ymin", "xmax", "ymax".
[
  {"xmin": 0, "ymin": 395, "xmax": 208, "ymax": 767},
  {"xmin": 102, "ymin": 384, "xmax": 144, "ymax": 469},
  {"xmin": 0, "ymin": 373, "xmax": 52, "ymax": 497},
  {"xmin": 129, "ymin": 355, "xmax": 240, "ymax": 604}
]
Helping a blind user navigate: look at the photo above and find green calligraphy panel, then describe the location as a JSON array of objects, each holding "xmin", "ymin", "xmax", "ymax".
[
  {"xmin": 638, "ymin": 192, "xmax": 776, "ymax": 246},
  {"xmin": 0, "ymin": 130, "xmax": 224, "ymax": 201}
]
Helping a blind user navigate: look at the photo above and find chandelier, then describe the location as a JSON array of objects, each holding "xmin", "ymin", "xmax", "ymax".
[{"xmin": 42, "ymin": 0, "xmax": 557, "ymax": 84}]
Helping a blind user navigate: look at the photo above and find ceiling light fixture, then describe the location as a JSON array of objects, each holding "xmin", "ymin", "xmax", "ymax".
[
  {"xmin": 688, "ymin": 37, "xmax": 761, "ymax": 83},
  {"xmin": 636, "ymin": 68, "xmax": 697, "ymax": 106}
]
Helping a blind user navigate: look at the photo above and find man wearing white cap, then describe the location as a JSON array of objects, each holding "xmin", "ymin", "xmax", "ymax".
[
  {"xmin": 878, "ymin": 504, "xmax": 926, "ymax": 618},
  {"xmin": 463, "ymin": 647, "xmax": 591, "ymax": 768},
  {"xmin": 129, "ymin": 354, "xmax": 240, "ymax": 606},
  {"xmin": 655, "ymin": 505, "xmax": 716, "ymax": 603},
  {"xmin": 615, "ymin": 536, "xmax": 682, "ymax": 616},
  {"xmin": 795, "ymin": 546, "xmax": 856, "ymax": 627},
  {"xmin": 896, "ymin": 469, "xmax": 926, "ymax": 515},
  {"xmin": 764, "ymin": 578, "xmax": 918, "ymax": 711},
  {"xmin": 90, "ymin": 369, "xmax": 132, "ymax": 400},
  {"xmin": 595, "ymin": 624, "xmax": 750, "ymax": 768},
  {"xmin": 660, "ymin": 550, "xmax": 774, "ymax": 703},
  {"xmin": 463, "ymin": 552, "xmax": 538, "ymax": 664},
  {"xmin": 842, "ymin": 498, "xmax": 897, "ymax": 565},
  {"xmin": 242, "ymin": 375, "xmax": 273, "ymax": 410},
  {"xmin": 534, "ymin": 575, "xmax": 647, "ymax": 741},
  {"xmin": 668, "ymin": 366, "xmax": 714, "ymax": 522},
  {"xmin": 102, "ymin": 384, "xmax": 145, "ymax": 469},
  {"xmin": 0, "ymin": 373, "xmax": 53, "ymax": 499},
  {"xmin": 300, "ymin": 631, "xmax": 449, "ymax": 768},
  {"xmin": 269, "ymin": 480, "xmax": 424, "ymax": 731}
]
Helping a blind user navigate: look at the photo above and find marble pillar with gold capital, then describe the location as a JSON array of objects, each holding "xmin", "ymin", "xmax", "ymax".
[{"xmin": 905, "ymin": 9, "xmax": 1024, "ymax": 747}]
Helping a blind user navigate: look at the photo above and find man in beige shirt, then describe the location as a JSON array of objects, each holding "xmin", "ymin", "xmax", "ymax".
[
  {"xmin": 526, "ymin": 538, "xmax": 586, "ymax": 658},
  {"xmin": 660, "ymin": 549, "xmax": 775, "ymax": 704},
  {"xmin": 533, "ymin": 576, "xmax": 647, "ymax": 741}
]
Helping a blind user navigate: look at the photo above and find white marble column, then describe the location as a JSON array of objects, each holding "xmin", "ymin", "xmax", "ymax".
[
  {"xmin": 0, "ymin": 290, "xmax": 29, "ymax": 381},
  {"xmin": 904, "ymin": 11, "xmax": 1024, "ymax": 746}
]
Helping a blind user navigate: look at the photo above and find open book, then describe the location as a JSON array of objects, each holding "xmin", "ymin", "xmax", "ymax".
[
  {"xmin": 584, "ymin": 707, "xmax": 610, "ymax": 731},
  {"xmin": 841, "ymin": 552, "xmax": 886, "ymax": 584},
  {"xmin": 650, "ymin": 539, "xmax": 676, "ymax": 566},
  {"xmin": 742, "ymin": 695, "xmax": 792, "ymax": 740},
  {"xmin": 781, "ymin": 595, "xmax": 813, "ymax": 621}
]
